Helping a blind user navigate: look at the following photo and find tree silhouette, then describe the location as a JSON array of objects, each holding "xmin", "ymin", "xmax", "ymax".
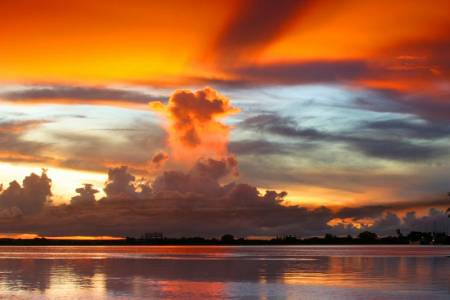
[
  {"xmin": 447, "ymin": 192, "xmax": 450, "ymax": 218},
  {"xmin": 358, "ymin": 231, "xmax": 378, "ymax": 241},
  {"xmin": 221, "ymin": 234, "xmax": 235, "ymax": 243}
]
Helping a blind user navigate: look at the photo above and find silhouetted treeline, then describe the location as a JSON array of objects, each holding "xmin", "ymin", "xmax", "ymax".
[{"xmin": 0, "ymin": 231, "xmax": 448, "ymax": 246}]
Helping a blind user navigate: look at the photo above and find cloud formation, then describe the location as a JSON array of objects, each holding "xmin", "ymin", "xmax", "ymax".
[
  {"xmin": 232, "ymin": 60, "xmax": 371, "ymax": 84},
  {"xmin": 0, "ymin": 170, "xmax": 51, "ymax": 216},
  {"xmin": 150, "ymin": 87, "xmax": 239, "ymax": 165},
  {"xmin": 70, "ymin": 184, "xmax": 99, "ymax": 206},
  {"xmin": 0, "ymin": 163, "xmax": 447, "ymax": 238},
  {"xmin": 240, "ymin": 113, "xmax": 448, "ymax": 162},
  {"xmin": 355, "ymin": 88, "xmax": 450, "ymax": 122},
  {"xmin": 212, "ymin": 0, "xmax": 311, "ymax": 61},
  {"xmin": 151, "ymin": 151, "xmax": 169, "ymax": 168},
  {"xmin": 0, "ymin": 119, "xmax": 51, "ymax": 164},
  {"xmin": 0, "ymin": 84, "xmax": 164, "ymax": 109}
]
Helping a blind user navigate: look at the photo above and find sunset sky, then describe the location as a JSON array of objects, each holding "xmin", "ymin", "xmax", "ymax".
[{"xmin": 0, "ymin": 0, "xmax": 449, "ymax": 238}]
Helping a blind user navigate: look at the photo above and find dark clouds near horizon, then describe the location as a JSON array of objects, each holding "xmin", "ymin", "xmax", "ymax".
[{"xmin": 0, "ymin": 160, "xmax": 448, "ymax": 238}]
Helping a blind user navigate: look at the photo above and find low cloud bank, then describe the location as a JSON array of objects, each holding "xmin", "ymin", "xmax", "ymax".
[{"xmin": 0, "ymin": 163, "xmax": 447, "ymax": 238}]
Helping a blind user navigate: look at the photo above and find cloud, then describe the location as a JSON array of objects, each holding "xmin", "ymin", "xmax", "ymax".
[
  {"xmin": 354, "ymin": 88, "xmax": 450, "ymax": 122},
  {"xmin": 401, "ymin": 209, "xmax": 450, "ymax": 232},
  {"xmin": 232, "ymin": 60, "xmax": 371, "ymax": 84},
  {"xmin": 102, "ymin": 166, "xmax": 152, "ymax": 200},
  {"xmin": 211, "ymin": 0, "xmax": 311, "ymax": 61},
  {"xmin": 0, "ymin": 161, "xmax": 447, "ymax": 237},
  {"xmin": 36, "ymin": 119, "xmax": 166, "ymax": 174},
  {"xmin": 70, "ymin": 184, "xmax": 99, "ymax": 206},
  {"xmin": 229, "ymin": 140, "xmax": 293, "ymax": 155},
  {"xmin": 336, "ymin": 205, "xmax": 387, "ymax": 220},
  {"xmin": 0, "ymin": 84, "xmax": 165, "ymax": 109},
  {"xmin": 334, "ymin": 196, "xmax": 450, "ymax": 231},
  {"xmin": 239, "ymin": 113, "xmax": 448, "ymax": 162},
  {"xmin": 347, "ymin": 137, "xmax": 444, "ymax": 161},
  {"xmin": 0, "ymin": 119, "xmax": 51, "ymax": 163},
  {"xmin": 104, "ymin": 166, "xmax": 139, "ymax": 199},
  {"xmin": 151, "ymin": 151, "xmax": 169, "ymax": 168},
  {"xmin": 364, "ymin": 119, "xmax": 450, "ymax": 140},
  {"xmin": 192, "ymin": 156, "xmax": 238, "ymax": 180},
  {"xmin": 0, "ymin": 119, "xmax": 48, "ymax": 133},
  {"xmin": 151, "ymin": 157, "xmax": 238, "ymax": 198},
  {"xmin": 241, "ymin": 113, "xmax": 327, "ymax": 140},
  {"xmin": 355, "ymin": 208, "xmax": 450, "ymax": 236},
  {"xmin": 0, "ymin": 170, "xmax": 52, "ymax": 216},
  {"xmin": 0, "ymin": 88, "xmax": 447, "ymax": 238},
  {"xmin": 150, "ymin": 87, "xmax": 239, "ymax": 165},
  {"xmin": 0, "ymin": 161, "xmax": 333, "ymax": 237}
]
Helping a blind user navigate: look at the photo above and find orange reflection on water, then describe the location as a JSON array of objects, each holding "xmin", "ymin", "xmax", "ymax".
[
  {"xmin": 157, "ymin": 280, "xmax": 226, "ymax": 300},
  {"xmin": 45, "ymin": 236, "xmax": 125, "ymax": 240},
  {"xmin": 0, "ymin": 246, "xmax": 448, "ymax": 299}
]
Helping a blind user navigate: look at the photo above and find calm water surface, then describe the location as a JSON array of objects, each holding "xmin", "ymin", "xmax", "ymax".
[{"xmin": 0, "ymin": 245, "xmax": 448, "ymax": 299}]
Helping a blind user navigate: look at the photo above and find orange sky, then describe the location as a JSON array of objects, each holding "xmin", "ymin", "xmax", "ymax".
[{"xmin": 0, "ymin": 0, "xmax": 448, "ymax": 89}]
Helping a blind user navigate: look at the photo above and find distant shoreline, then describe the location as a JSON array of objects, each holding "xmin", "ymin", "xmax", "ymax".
[{"xmin": 0, "ymin": 232, "xmax": 449, "ymax": 246}]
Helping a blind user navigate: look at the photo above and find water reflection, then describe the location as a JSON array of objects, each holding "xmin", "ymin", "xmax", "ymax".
[{"xmin": 0, "ymin": 246, "xmax": 448, "ymax": 299}]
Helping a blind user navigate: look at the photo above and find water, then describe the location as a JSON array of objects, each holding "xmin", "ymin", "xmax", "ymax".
[{"xmin": 0, "ymin": 245, "xmax": 448, "ymax": 299}]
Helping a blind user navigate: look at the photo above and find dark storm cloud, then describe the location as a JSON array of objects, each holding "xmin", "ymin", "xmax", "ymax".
[
  {"xmin": 337, "ymin": 196, "xmax": 450, "ymax": 221},
  {"xmin": 191, "ymin": 156, "xmax": 238, "ymax": 180},
  {"xmin": 0, "ymin": 162, "xmax": 447, "ymax": 237},
  {"xmin": 102, "ymin": 166, "xmax": 152, "ymax": 200},
  {"xmin": 356, "ymin": 208, "xmax": 450, "ymax": 236},
  {"xmin": 0, "ymin": 84, "xmax": 165, "ymax": 106},
  {"xmin": 70, "ymin": 184, "xmax": 99, "ymax": 206},
  {"xmin": 213, "ymin": 0, "xmax": 311, "ymax": 59},
  {"xmin": 0, "ymin": 161, "xmax": 329, "ymax": 237},
  {"xmin": 0, "ymin": 170, "xmax": 52, "ymax": 216},
  {"xmin": 239, "ymin": 113, "xmax": 448, "ymax": 161}
]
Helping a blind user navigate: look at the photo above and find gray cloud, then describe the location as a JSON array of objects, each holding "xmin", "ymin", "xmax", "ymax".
[
  {"xmin": 0, "ymin": 170, "xmax": 52, "ymax": 216},
  {"xmin": 0, "ymin": 84, "xmax": 165, "ymax": 106},
  {"xmin": 239, "ymin": 113, "xmax": 448, "ymax": 161},
  {"xmin": 347, "ymin": 137, "xmax": 443, "ymax": 161},
  {"xmin": 71, "ymin": 184, "xmax": 99, "ymax": 206},
  {"xmin": 355, "ymin": 88, "xmax": 450, "ymax": 122},
  {"xmin": 364, "ymin": 119, "xmax": 450, "ymax": 139},
  {"xmin": 229, "ymin": 139, "xmax": 315, "ymax": 156},
  {"xmin": 233, "ymin": 60, "xmax": 371, "ymax": 84}
]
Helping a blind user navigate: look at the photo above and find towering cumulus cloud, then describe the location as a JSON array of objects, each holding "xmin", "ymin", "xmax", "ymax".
[
  {"xmin": 149, "ymin": 88, "xmax": 239, "ymax": 165},
  {"xmin": 0, "ymin": 170, "xmax": 51, "ymax": 216}
]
